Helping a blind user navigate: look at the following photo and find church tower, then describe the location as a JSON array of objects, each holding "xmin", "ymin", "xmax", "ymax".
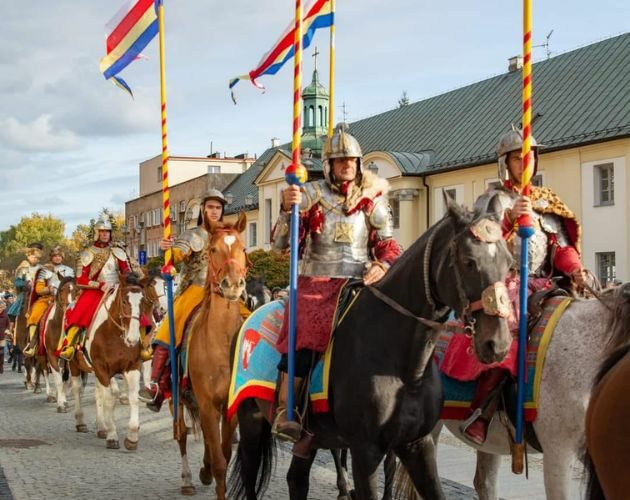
[{"xmin": 301, "ymin": 48, "xmax": 328, "ymax": 156}]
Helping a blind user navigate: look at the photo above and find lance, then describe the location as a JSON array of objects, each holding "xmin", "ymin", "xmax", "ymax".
[
  {"xmin": 514, "ymin": 0, "xmax": 535, "ymax": 471},
  {"xmin": 285, "ymin": 0, "xmax": 307, "ymax": 424},
  {"xmin": 327, "ymin": 0, "xmax": 335, "ymax": 138},
  {"xmin": 155, "ymin": 0, "xmax": 179, "ymax": 434}
]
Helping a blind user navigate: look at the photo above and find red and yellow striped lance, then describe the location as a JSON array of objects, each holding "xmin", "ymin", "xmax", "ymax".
[{"xmin": 520, "ymin": 0, "xmax": 534, "ymax": 201}]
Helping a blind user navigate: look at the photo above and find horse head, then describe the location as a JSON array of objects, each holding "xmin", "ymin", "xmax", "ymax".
[
  {"xmin": 436, "ymin": 192, "xmax": 513, "ymax": 363},
  {"xmin": 111, "ymin": 272, "xmax": 145, "ymax": 345},
  {"xmin": 245, "ymin": 275, "xmax": 268, "ymax": 311},
  {"xmin": 57, "ymin": 276, "xmax": 76, "ymax": 309},
  {"xmin": 140, "ymin": 272, "xmax": 167, "ymax": 323},
  {"xmin": 205, "ymin": 212, "xmax": 249, "ymax": 301}
]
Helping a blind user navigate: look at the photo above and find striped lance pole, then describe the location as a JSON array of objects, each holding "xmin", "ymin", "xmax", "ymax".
[
  {"xmin": 515, "ymin": 0, "xmax": 535, "ymax": 463},
  {"xmin": 156, "ymin": 0, "xmax": 179, "ymax": 434},
  {"xmin": 327, "ymin": 0, "xmax": 335, "ymax": 138},
  {"xmin": 284, "ymin": 0, "xmax": 308, "ymax": 423}
]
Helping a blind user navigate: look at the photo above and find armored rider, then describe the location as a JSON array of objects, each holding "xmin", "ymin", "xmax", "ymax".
[
  {"xmin": 56, "ymin": 220, "xmax": 140, "ymax": 360},
  {"xmin": 139, "ymin": 189, "xmax": 230, "ymax": 412},
  {"xmin": 7, "ymin": 243, "xmax": 43, "ymax": 325},
  {"xmin": 270, "ymin": 123, "xmax": 401, "ymax": 442},
  {"xmin": 23, "ymin": 247, "xmax": 75, "ymax": 356},
  {"xmin": 444, "ymin": 127, "xmax": 586, "ymax": 445}
]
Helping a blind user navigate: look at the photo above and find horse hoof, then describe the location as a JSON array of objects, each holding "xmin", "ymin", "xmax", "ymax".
[
  {"xmin": 106, "ymin": 439, "xmax": 120, "ymax": 449},
  {"xmin": 119, "ymin": 396, "xmax": 129, "ymax": 405},
  {"xmin": 124, "ymin": 438, "xmax": 138, "ymax": 451},
  {"xmin": 34, "ymin": 387, "xmax": 42, "ymax": 394},
  {"xmin": 76, "ymin": 424, "xmax": 89, "ymax": 433},
  {"xmin": 46, "ymin": 395, "xmax": 56, "ymax": 403},
  {"xmin": 57, "ymin": 406, "xmax": 68, "ymax": 414},
  {"xmin": 97, "ymin": 430, "xmax": 107, "ymax": 439},
  {"xmin": 180, "ymin": 485, "xmax": 196, "ymax": 496},
  {"xmin": 199, "ymin": 467, "xmax": 213, "ymax": 486}
]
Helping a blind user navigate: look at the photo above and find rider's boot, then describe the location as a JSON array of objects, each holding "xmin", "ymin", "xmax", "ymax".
[
  {"xmin": 22, "ymin": 324, "xmax": 38, "ymax": 356},
  {"xmin": 271, "ymin": 372, "xmax": 303, "ymax": 443},
  {"xmin": 461, "ymin": 368, "xmax": 508, "ymax": 445},
  {"xmin": 139, "ymin": 327, "xmax": 153, "ymax": 361},
  {"xmin": 138, "ymin": 344, "xmax": 170, "ymax": 412},
  {"xmin": 57, "ymin": 326, "xmax": 81, "ymax": 360}
]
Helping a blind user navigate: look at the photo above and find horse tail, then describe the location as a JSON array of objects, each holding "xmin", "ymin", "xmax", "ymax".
[
  {"xmin": 393, "ymin": 460, "xmax": 421, "ymax": 500},
  {"xmin": 227, "ymin": 399, "xmax": 275, "ymax": 500},
  {"xmin": 582, "ymin": 446, "xmax": 606, "ymax": 500}
]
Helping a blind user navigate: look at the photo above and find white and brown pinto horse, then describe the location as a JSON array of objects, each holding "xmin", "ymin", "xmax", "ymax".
[
  {"xmin": 176, "ymin": 213, "xmax": 248, "ymax": 498},
  {"xmin": 70, "ymin": 273, "xmax": 160, "ymax": 449}
]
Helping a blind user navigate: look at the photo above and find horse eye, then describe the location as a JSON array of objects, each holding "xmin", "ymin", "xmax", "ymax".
[{"xmin": 210, "ymin": 247, "xmax": 217, "ymax": 253}]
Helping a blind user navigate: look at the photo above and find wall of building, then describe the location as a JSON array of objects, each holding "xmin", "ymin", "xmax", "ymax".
[{"xmin": 139, "ymin": 155, "xmax": 254, "ymax": 196}]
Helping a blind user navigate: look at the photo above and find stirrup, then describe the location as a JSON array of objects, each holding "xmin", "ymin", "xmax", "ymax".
[
  {"xmin": 59, "ymin": 347, "xmax": 76, "ymax": 361},
  {"xmin": 272, "ymin": 408, "xmax": 302, "ymax": 443},
  {"xmin": 138, "ymin": 382, "xmax": 159, "ymax": 404}
]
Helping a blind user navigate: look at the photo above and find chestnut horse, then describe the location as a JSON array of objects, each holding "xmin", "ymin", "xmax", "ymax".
[
  {"xmin": 584, "ymin": 282, "xmax": 630, "ymax": 500},
  {"xmin": 38, "ymin": 277, "xmax": 77, "ymax": 411},
  {"xmin": 69, "ymin": 273, "xmax": 159, "ymax": 449},
  {"xmin": 175, "ymin": 212, "xmax": 248, "ymax": 499},
  {"xmin": 14, "ymin": 282, "xmax": 41, "ymax": 391}
]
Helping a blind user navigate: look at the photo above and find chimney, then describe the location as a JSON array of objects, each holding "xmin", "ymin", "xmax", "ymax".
[
  {"xmin": 508, "ymin": 56, "xmax": 523, "ymax": 73},
  {"xmin": 271, "ymin": 137, "xmax": 280, "ymax": 148}
]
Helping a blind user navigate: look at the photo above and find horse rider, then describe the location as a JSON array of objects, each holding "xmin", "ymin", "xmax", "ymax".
[
  {"xmin": 23, "ymin": 246, "xmax": 75, "ymax": 356},
  {"xmin": 56, "ymin": 220, "xmax": 144, "ymax": 360},
  {"xmin": 270, "ymin": 122, "xmax": 401, "ymax": 442},
  {"xmin": 7, "ymin": 243, "xmax": 43, "ymax": 328},
  {"xmin": 444, "ymin": 127, "xmax": 587, "ymax": 445},
  {"xmin": 139, "ymin": 189, "xmax": 245, "ymax": 412}
]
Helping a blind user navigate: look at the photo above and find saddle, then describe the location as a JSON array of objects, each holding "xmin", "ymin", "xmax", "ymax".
[{"xmin": 527, "ymin": 281, "xmax": 569, "ymax": 332}]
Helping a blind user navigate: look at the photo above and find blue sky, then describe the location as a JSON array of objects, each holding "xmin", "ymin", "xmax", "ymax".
[{"xmin": 0, "ymin": 0, "xmax": 628, "ymax": 234}]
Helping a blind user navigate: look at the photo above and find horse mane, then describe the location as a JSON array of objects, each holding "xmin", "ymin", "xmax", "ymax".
[{"xmin": 603, "ymin": 282, "xmax": 630, "ymax": 355}]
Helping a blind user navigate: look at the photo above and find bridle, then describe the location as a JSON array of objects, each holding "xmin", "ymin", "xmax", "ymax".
[
  {"xmin": 206, "ymin": 229, "xmax": 250, "ymax": 296},
  {"xmin": 369, "ymin": 216, "xmax": 510, "ymax": 337},
  {"xmin": 104, "ymin": 284, "xmax": 144, "ymax": 334}
]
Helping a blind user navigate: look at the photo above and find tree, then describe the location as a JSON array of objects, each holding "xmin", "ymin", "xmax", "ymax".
[
  {"xmin": 247, "ymin": 249, "xmax": 290, "ymax": 289},
  {"xmin": 0, "ymin": 213, "xmax": 66, "ymax": 271},
  {"xmin": 398, "ymin": 90, "xmax": 410, "ymax": 107}
]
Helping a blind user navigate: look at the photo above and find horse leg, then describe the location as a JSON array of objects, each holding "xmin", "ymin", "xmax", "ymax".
[
  {"xmin": 331, "ymin": 449, "xmax": 351, "ymax": 500},
  {"xmin": 51, "ymin": 368, "xmax": 67, "ymax": 413},
  {"xmin": 122, "ymin": 370, "xmax": 140, "ymax": 450},
  {"xmin": 94, "ymin": 379, "xmax": 107, "ymax": 438},
  {"xmin": 473, "ymin": 451, "xmax": 501, "ymax": 500},
  {"xmin": 541, "ymin": 442, "xmax": 575, "ymax": 500},
  {"xmin": 174, "ymin": 407, "xmax": 195, "ymax": 496},
  {"xmin": 349, "ymin": 444, "xmax": 385, "ymax": 500},
  {"xmin": 43, "ymin": 361, "xmax": 55, "ymax": 402},
  {"xmin": 220, "ymin": 409, "xmax": 238, "ymax": 466},
  {"xmin": 98, "ymin": 379, "xmax": 120, "ymax": 449},
  {"xmin": 200, "ymin": 405, "xmax": 229, "ymax": 499},
  {"xmin": 71, "ymin": 374, "xmax": 88, "ymax": 433},
  {"xmin": 287, "ymin": 451, "xmax": 317, "ymax": 500},
  {"xmin": 393, "ymin": 435, "xmax": 445, "ymax": 500}
]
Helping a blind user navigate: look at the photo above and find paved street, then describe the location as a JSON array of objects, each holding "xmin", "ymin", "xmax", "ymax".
[{"xmin": 0, "ymin": 366, "xmax": 583, "ymax": 499}]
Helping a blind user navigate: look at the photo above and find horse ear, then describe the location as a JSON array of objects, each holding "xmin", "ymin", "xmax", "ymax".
[
  {"xmin": 443, "ymin": 189, "xmax": 467, "ymax": 226},
  {"xmin": 487, "ymin": 193, "xmax": 505, "ymax": 220},
  {"xmin": 235, "ymin": 211, "xmax": 247, "ymax": 233}
]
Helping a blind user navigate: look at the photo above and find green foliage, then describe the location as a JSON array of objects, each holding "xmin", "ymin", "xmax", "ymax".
[
  {"xmin": 0, "ymin": 213, "xmax": 66, "ymax": 271},
  {"xmin": 247, "ymin": 249, "xmax": 289, "ymax": 289},
  {"xmin": 147, "ymin": 255, "xmax": 165, "ymax": 271},
  {"xmin": 398, "ymin": 90, "xmax": 410, "ymax": 107}
]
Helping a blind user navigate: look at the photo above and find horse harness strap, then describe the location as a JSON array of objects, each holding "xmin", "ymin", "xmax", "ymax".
[
  {"xmin": 423, "ymin": 218, "xmax": 451, "ymax": 320},
  {"xmin": 367, "ymin": 286, "xmax": 432, "ymax": 325}
]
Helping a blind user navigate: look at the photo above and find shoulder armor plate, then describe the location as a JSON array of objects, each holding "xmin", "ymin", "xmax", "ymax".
[
  {"xmin": 302, "ymin": 181, "xmax": 323, "ymax": 212},
  {"xmin": 112, "ymin": 247, "xmax": 128, "ymax": 261},
  {"xmin": 368, "ymin": 198, "xmax": 393, "ymax": 230},
  {"xmin": 540, "ymin": 213, "xmax": 562, "ymax": 234},
  {"xmin": 80, "ymin": 249, "xmax": 94, "ymax": 266}
]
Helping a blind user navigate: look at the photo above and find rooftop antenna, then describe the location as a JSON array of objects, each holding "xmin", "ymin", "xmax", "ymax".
[
  {"xmin": 339, "ymin": 101, "xmax": 349, "ymax": 122},
  {"xmin": 533, "ymin": 29, "xmax": 554, "ymax": 59}
]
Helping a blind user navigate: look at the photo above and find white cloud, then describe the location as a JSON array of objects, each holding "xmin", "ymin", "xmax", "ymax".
[{"xmin": 0, "ymin": 115, "xmax": 79, "ymax": 152}]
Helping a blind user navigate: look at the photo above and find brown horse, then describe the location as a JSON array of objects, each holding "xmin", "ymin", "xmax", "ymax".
[
  {"xmin": 34, "ymin": 277, "xmax": 77, "ymax": 409},
  {"xmin": 69, "ymin": 273, "xmax": 159, "ymax": 449},
  {"xmin": 175, "ymin": 212, "xmax": 248, "ymax": 498},
  {"xmin": 584, "ymin": 282, "xmax": 630, "ymax": 500},
  {"xmin": 14, "ymin": 282, "xmax": 40, "ymax": 391}
]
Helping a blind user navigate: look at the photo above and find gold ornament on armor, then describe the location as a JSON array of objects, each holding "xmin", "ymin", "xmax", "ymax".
[
  {"xmin": 334, "ymin": 222, "xmax": 354, "ymax": 244},
  {"xmin": 88, "ymin": 248, "xmax": 112, "ymax": 280}
]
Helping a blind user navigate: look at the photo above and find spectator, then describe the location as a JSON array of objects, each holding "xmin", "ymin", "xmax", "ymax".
[{"xmin": 0, "ymin": 301, "xmax": 9, "ymax": 373}]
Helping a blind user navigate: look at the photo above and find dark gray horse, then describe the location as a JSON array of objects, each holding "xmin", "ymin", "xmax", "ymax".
[
  {"xmin": 229, "ymin": 196, "xmax": 513, "ymax": 499},
  {"xmin": 245, "ymin": 275, "xmax": 270, "ymax": 312}
]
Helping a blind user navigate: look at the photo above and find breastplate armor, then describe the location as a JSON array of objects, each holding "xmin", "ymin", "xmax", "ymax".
[
  {"xmin": 175, "ymin": 226, "xmax": 209, "ymax": 290},
  {"xmin": 96, "ymin": 253, "xmax": 120, "ymax": 287},
  {"xmin": 301, "ymin": 182, "xmax": 370, "ymax": 278},
  {"xmin": 54, "ymin": 264, "xmax": 75, "ymax": 278}
]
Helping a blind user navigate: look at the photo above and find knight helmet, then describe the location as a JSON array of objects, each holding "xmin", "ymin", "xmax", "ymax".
[
  {"xmin": 93, "ymin": 219, "xmax": 113, "ymax": 241},
  {"xmin": 197, "ymin": 188, "xmax": 227, "ymax": 225},
  {"xmin": 24, "ymin": 242, "xmax": 44, "ymax": 259},
  {"xmin": 49, "ymin": 246, "xmax": 64, "ymax": 260},
  {"xmin": 322, "ymin": 123, "xmax": 363, "ymax": 185},
  {"xmin": 496, "ymin": 126, "xmax": 541, "ymax": 182}
]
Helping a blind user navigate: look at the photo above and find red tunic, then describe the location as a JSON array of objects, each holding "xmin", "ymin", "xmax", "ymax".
[{"xmin": 65, "ymin": 244, "xmax": 130, "ymax": 329}]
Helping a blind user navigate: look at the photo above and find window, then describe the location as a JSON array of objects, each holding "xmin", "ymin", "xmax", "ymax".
[
  {"xmin": 594, "ymin": 163, "xmax": 614, "ymax": 206},
  {"xmin": 208, "ymin": 165, "xmax": 220, "ymax": 174},
  {"xmin": 596, "ymin": 252, "xmax": 616, "ymax": 285},
  {"xmin": 143, "ymin": 212, "xmax": 151, "ymax": 228},
  {"xmin": 157, "ymin": 166, "xmax": 162, "ymax": 183},
  {"xmin": 389, "ymin": 197, "xmax": 400, "ymax": 229},
  {"xmin": 434, "ymin": 184, "xmax": 464, "ymax": 220},
  {"xmin": 532, "ymin": 173, "xmax": 544, "ymax": 187},
  {"xmin": 249, "ymin": 222, "xmax": 258, "ymax": 247},
  {"xmin": 265, "ymin": 199, "xmax": 273, "ymax": 243},
  {"xmin": 180, "ymin": 200, "xmax": 186, "ymax": 212}
]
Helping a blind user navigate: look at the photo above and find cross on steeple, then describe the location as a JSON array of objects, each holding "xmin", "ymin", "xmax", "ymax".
[{"xmin": 312, "ymin": 46, "xmax": 320, "ymax": 72}]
